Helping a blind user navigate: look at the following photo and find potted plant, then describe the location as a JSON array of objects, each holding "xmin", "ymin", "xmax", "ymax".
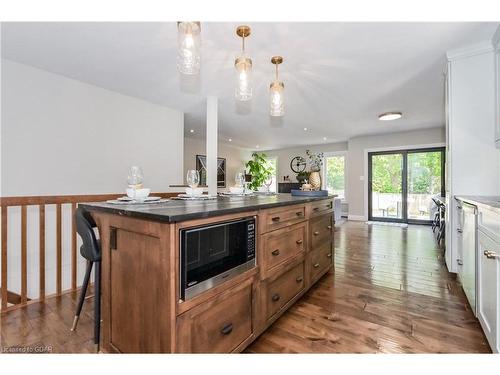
[
  {"xmin": 305, "ymin": 150, "xmax": 324, "ymax": 190},
  {"xmin": 245, "ymin": 152, "xmax": 275, "ymax": 191},
  {"xmin": 296, "ymin": 171, "xmax": 310, "ymax": 184}
]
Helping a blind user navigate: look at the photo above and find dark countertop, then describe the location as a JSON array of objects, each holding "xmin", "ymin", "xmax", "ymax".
[
  {"xmin": 80, "ymin": 194, "xmax": 336, "ymax": 223},
  {"xmin": 455, "ymin": 195, "xmax": 500, "ymax": 214}
]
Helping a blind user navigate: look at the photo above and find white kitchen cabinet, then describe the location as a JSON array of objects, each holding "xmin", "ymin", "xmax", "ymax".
[
  {"xmin": 477, "ymin": 229, "xmax": 500, "ymax": 353},
  {"xmin": 494, "ymin": 26, "xmax": 500, "ymax": 147},
  {"xmin": 445, "ymin": 43, "xmax": 500, "ymax": 273}
]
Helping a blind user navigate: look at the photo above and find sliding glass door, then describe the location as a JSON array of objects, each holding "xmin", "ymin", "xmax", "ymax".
[{"xmin": 368, "ymin": 148, "xmax": 444, "ymax": 224}]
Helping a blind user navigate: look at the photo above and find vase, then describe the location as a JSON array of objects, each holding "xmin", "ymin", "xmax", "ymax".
[{"xmin": 309, "ymin": 171, "xmax": 321, "ymax": 191}]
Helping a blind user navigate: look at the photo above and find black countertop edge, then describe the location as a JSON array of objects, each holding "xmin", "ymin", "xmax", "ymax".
[
  {"xmin": 79, "ymin": 194, "xmax": 337, "ymax": 223},
  {"xmin": 454, "ymin": 195, "xmax": 500, "ymax": 214}
]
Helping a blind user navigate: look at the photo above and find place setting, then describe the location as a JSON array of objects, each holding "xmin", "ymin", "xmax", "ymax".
[{"xmin": 173, "ymin": 170, "xmax": 217, "ymax": 200}]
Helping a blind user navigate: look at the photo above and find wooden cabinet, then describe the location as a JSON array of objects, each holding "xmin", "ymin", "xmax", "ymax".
[
  {"xmin": 261, "ymin": 222, "xmax": 306, "ymax": 276},
  {"xmin": 308, "ymin": 242, "xmax": 333, "ymax": 285},
  {"xmin": 308, "ymin": 199, "xmax": 333, "ymax": 218},
  {"xmin": 310, "ymin": 213, "xmax": 333, "ymax": 250},
  {"xmin": 177, "ymin": 279, "xmax": 254, "ymax": 353},
  {"xmin": 263, "ymin": 262, "xmax": 305, "ymax": 321},
  {"xmin": 260, "ymin": 204, "xmax": 306, "ymax": 233},
  {"xmin": 477, "ymin": 230, "xmax": 500, "ymax": 353}
]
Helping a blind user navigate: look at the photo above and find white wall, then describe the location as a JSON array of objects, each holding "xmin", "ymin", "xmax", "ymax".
[
  {"xmin": 184, "ymin": 136, "xmax": 252, "ymax": 188},
  {"xmin": 265, "ymin": 142, "xmax": 348, "ymax": 183},
  {"xmin": 347, "ymin": 127, "xmax": 446, "ymax": 220},
  {"xmin": 1, "ymin": 60, "xmax": 184, "ymax": 299}
]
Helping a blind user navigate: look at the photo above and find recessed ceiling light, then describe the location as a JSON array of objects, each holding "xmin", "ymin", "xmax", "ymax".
[
  {"xmin": 255, "ymin": 145, "xmax": 260, "ymax": 149},
  {"xmin": 323, "ymin": 137, "xmax": 327, "ymax": 141},
  {"xmin": 378, "ymin": 112, "xmax": 402, "ymax": 121},
  {"xmin": 189, "ymin": 129, "xmax": 194, "ymax": 133},
  {"xmin": 303, "ymin": 127, "xmax": 308, "ymax": 131},
  {"xmin": 228, "ymin": 138, "xmax": 232, "ymax": 142}
]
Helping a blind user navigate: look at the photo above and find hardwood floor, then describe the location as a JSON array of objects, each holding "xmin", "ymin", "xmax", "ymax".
[
  {"xmin": 0, "ymin": 221, "xmax": 490, "ymax": 353},
  {"xmin": 246, "ymin": 221, "xmax": 490, "ymax": 353}
]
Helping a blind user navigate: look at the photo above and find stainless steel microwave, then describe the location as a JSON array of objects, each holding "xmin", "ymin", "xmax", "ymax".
[{"xmin": 179, "ymin": 216, "xmax": 256, "ymax": 300}]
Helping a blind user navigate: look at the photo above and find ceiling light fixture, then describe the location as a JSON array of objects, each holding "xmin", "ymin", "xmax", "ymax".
[
  {"xmin": 177, "ymin": 22, "xmax": 201, "ymax": 75},
  {"xmin": 323, "ymin": 137, "xmax": 327, "ymax": 141},
  {"xmin": 303, "ymin": 127, "xmax": 308, "ymax": 131},
  {"xmin": 228, "ymin": 138, "xmax": 232, "ymax": 142},
  {"xmin": 270, "ymin": 56, "xmax": 284, "ymax": 117},
  {"xmin": 189, "ymin": 129, "xmax": 194, "ymax": 133},
  {"xmin": 255, "ymin": 145, "xmax": 260, "ymax": 149},
  {"xmin": 378, "ymin": 112, "xmax": 402, "ymax": 121},
  {"xmin": 235, "ymin": 25, "xmax": 252, "ymax": 101}
]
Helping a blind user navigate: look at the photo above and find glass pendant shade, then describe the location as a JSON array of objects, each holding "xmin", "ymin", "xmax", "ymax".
[
  {"xmin": 235, "ymin": 55, "xmax": 253, "ymax": 101},
  {"xmin": 269, "ymin": 81, "xmax": 285, "ymax": 116},
  {"xmin": 177, "ymin": 22, "xmax": 201, "ymax": 75}
]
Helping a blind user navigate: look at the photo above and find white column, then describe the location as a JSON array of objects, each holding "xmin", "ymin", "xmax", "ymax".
[{"xmin": 206, "ymin": 96, "xmax": 218, "ymax": 196}]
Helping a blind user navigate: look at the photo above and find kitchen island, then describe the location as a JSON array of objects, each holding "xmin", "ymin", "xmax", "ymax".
[{"xmin": 81, "ymin": 194, "xmax": 336, "ymax": 353}]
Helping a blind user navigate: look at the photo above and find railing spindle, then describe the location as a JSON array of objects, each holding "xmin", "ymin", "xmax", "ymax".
[
  {"xmin": 1, "ymin": 206, "xmax": 8, "ymax": 310},
  {"xmin": 39, "ymin": 205, "xmax": 45, "ymax": 300},
  {"xmin": 21, "ymin": 205, "xmax": 28, "ymax": 304},
  {"xmin": 71, "ymin": 202, "xmax": 77, "ymax": 290},
  {"xmin": 56, "ymin": 203, "xmax": 62, "ymax": 295}
]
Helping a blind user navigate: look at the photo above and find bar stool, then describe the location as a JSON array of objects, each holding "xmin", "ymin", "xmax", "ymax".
[
  {"xmin": 436, "ymin": 203, "xmax": 446, "ymax": 244},
  {"xmin": 70, "ymin": 207, "xmax": 101, "ymax": 352}
]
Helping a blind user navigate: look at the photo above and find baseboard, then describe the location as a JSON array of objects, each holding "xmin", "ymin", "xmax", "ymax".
[{"xmin": 348, "ymin": 215, "xmax": 366, "ymax": 221}]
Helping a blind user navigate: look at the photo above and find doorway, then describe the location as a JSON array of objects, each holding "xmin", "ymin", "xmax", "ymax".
[{"xmin": 368, "ymin": 147, "xmax": 445, "ymax": 224}]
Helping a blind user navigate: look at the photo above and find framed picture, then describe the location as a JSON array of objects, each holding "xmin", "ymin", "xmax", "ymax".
[{"xmin": 195, "ymin": 155, "xmax": 226, "ymax": 188}]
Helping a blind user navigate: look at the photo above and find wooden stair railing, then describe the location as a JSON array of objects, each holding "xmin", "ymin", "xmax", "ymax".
[{"xmin": 0, "ymin": 192, "xmax": 178, "ymax": 313}]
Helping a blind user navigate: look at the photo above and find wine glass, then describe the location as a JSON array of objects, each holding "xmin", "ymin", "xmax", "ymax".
[
  {"xmin": 186, "ymin": 170, "xmax": 200, "ymax": 188},
  {"xmin": 264, "ymin": 176, "xmax": 273, "ymax": 194},
  {"xmin": 127, "ymin": 166, "xmax": 144, "ymax": 188},
  {"xmin": 235, "ymin": 172, "xmax": 245, "ymax": 187}
]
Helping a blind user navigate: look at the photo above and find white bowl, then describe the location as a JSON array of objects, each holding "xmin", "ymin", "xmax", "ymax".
[
  {"xmin": 186, "ymin": 187, "xmax": 203, "ymax": 197},
  {"xmin": 126, "ymin": 188, "xmax": 151, "ymax": 200},
  {"xmin": 229, "ymin": 186, "xmax": 244, "ymax": 194}
]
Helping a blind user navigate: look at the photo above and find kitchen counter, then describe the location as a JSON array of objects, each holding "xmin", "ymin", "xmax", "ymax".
[
  {"xmin": 80, "ymin": 193, "xmax": 336, "ymax": 223},
  {"xmin": 454, "ymin": 195, "xmax": 500, "ymax": 214}
]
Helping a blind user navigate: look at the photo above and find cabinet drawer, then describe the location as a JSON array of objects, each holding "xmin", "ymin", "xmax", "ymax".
[
  {"xmin": 177, "ymin": 282, "xmax": 253, "ymax": 353},
  {"xmin": 478, "ymin": 208, "xmax": 500, "ymax": 244},
  {"xmin": 308, "ymin": 199, "xmax": 333, "ymax": 218},
  {"xmin": 308, "ymin": 242, "xmax": 333, "ymax": 283},
  {"xmin": 262, "ymin": 222, "xmax": 306, "ymax": 273},
  {"xmin": 265, "ymin": 262, "xmax": 305, "ymax": 320},
  {"xmin": 310, "ymin": 213, "xmax": 333, "ymax": 250},
  {"xmin": 261, "ymin": 204, "xmax": 306, "ymax": 233}
]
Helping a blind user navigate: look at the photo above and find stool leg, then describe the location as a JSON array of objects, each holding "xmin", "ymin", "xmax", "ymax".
[
  {"xmin": 94, "ymin": 260, "xmax": 101, "ymax": 352},
  {"xmin": 71, "ymin": 260, "xmax": 93, "ymax": 331}
]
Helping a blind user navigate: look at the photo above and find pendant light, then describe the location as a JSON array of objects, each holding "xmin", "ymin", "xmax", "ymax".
[
  {"xmin": 177, "ymin": 22, "xmax": 201, "ymax": 75},
  {"xmin": 235, "ymin": 25, "xmax": 252, "ymax": 101},
  {"xmin": 270, "ymin": 56, "xmax": 284, "ymax": 116}
]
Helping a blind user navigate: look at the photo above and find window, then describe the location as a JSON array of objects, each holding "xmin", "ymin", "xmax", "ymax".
[
  {"xmin": 265, "ymin": 157, "xmax": 277, "ymax": 193},
  {"xmin": 323, "ymin": 153, "xmax": 346, "ymax": 200}
]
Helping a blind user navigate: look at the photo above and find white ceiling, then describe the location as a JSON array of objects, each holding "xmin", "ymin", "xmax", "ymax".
[{"xmin": 2, "ymin": 22, "xmax": 498, "ymax": 150}]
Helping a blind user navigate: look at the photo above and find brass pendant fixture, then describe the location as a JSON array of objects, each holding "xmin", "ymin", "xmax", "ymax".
[
  {"xmin": 177, "ymin": 22, "xmax": 201, "ymax": 75},
  {"xmin": 270, "ymin": 55, "xmax": 284, "ymax": 116},
  {"xmin": 235, "ymin": 25, "xmax": 253, "ymax": 101}
]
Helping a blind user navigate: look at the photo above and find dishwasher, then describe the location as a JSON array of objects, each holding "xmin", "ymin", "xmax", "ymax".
[{"xmin": 461, "ymin": 202, "xmax": 478, "ymax": 315}]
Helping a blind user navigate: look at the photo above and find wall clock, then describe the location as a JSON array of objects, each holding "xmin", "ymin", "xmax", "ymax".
[{"xmin": 290, "ymin": 156, "xmax": 306, "ymax": 173}]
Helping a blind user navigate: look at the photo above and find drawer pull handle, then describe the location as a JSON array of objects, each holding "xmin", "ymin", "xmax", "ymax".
[
  {"xmin": 296, "ymin": 239, "xmax": 303, "ymax": 244},
  {"xmin": 327, "ymin": 225, "xmax": 332, "ymax": 229},
  {"xmin": 296, "ymin": 212, "xmax": 303, "ymax": 217},
  {"xmin": 484, "ymin": 250, "xmax": 499, "ymax": 259},
  {"xmin": 272, "ymin": 294, "xmax": 281, "ymax": 302},
  {"xmin": 313, "ymin": 231, "xmax": 320, "ymax": 236},
  {"xmin": 457, "ymin": 228, "xmax": 463, "ymax": 233},
  {"xmin": 271, "ymin": 249, "xmax": 280, "ymax": 256},
  {"xmin": 271, "ymin": 216, "xmax": 280, "ymax": 222},
  {"xmin": 220, "ymin": 323, "xmax": 233, "ymax": 335},
  {"xmin": 296, "ymin": 276, "xmax": 304, "ymax": 283},
  {"xmin": 327, "ymin": 253, "xmax": 332, "ymax": 258},
  {"xmin": 313, "ymin": 207, "xmax": 320, "ymax": 211},
  {"xmin": 313, "ymin": 263, "xmax": 320, "ymax": 268},
  {"xmin": 326, "ymin": 204, "xmax": 332, "ymax": 208}
]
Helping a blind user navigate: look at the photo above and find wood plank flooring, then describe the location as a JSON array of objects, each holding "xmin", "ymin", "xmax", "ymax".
[
  {"xmin": 246, "ymin": 221, "xmax": 490, "ymax": 353},
  {"xmin": 0, "ymin": 221, "xmax": 490, "ymax": 353}
]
